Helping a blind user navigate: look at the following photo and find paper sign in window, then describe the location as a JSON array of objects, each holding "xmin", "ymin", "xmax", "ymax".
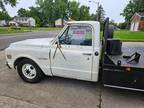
[{"xmin": 71, "ymin": 29, "xmax": 86, "ymax": 40}]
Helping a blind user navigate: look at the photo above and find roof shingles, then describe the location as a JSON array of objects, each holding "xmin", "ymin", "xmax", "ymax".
[{"xmin": 137, "ymin": 12, "xmax": 144, "ymax": 17}]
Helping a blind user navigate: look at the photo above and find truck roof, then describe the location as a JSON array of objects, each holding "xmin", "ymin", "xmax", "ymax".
[{"xmin": 67, "ymin": 21, "xmax": 100, "ymax": 26}]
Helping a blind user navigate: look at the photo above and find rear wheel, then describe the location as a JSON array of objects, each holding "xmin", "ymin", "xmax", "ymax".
[{"xmin": 17, "ymin": 59, "xmax": 44, "ymax": 83}]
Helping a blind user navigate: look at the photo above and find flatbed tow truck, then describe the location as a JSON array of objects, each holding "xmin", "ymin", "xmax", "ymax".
[{"xmin": 5, "ymin": 18, "xmax": 144, "ymax": 91}]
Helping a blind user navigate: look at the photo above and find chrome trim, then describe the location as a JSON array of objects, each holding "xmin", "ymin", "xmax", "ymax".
[
  {"xmin": 104, "ymin": 84, "xmax": 144, "ymax": 92},
  {"xmin": 6, "ymin": 62, "xmax": 11, "ymax": 69}
]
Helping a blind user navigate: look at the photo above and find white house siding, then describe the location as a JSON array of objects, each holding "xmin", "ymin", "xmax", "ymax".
[
  {"xmin": 13, "ymin": 17, "xmax": 36, "ymax": 27},
  {"xmin": 55, "ymin": 19, "xmax": 62, "ymax": 26},
  {"xmin": 0, "ymin": 20, "xmax": 6, "ymax": 26},
  {"xmin": 134, "ymin": 22, "xmax": 139, "ymax": 31},
  {"xmin": 55, "ymin": 18, "xmax": 67, "ymax": 26},
  {"xmin": 130, "ymin": 22, "xmax": 139, "ymax": 31},
  {"xmin": 28, "ymin": 18, "xmax": 36, "ymax": 27},
  {"xmin": 9, "ymin": 21, "xmax": 18, "ymax": 26},
  {"xmin": 130, "ymin": 22, "xmax": 134, "ymax": 31}
]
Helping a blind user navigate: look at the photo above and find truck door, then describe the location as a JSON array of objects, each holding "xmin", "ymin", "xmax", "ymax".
[{"xmin": 51, "ymin": 24, "xmax": 93, "ymax": 81}]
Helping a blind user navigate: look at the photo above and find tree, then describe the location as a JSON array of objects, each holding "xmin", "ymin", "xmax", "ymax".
[
  {"xmin": 17, "ymin": 8, "xmax": 30, "ymax": 17},
  {"xmin": 79, "ymin": 5, "xmax": 90, "ymax": 20},
  {"xmin": 36, "ymin": 0, "xmax": 56, "ymax": 26},
  {"xmin": 68, "ymin": 1, "xmax": 80, "ymax": 20},
  {"xmin": 54, "ymin": 0, "xmax": 68, "ymax": 25},
  {"xmin": 0, "ymin": 0, "xmax": 17, "ymax": 11},
  {"xmin": 118, "ymin": 22, "xmax": 127, "ymax": 29},
  {"xmin": 96, "ymin": 5, "xmax": 105, "ymax": 22},
  {"xmin": 90, "ymin": 14, "xmax": 97, "ymax": 21},
  {"xmin": 36, "ymin": 0, "xmax": 69, "ymax": 26},
  {"xmin": 0, "ymin": 11, "xmax": 11, "ymax": 21},
  {"xmin": 121, "ymin": 0, "xmax": 144, "ymax": 22},
  {"xmin": 29, "ymin": 6, "xmax": 46, "ymax": 26},
  {"xmin": 35, "ymin": 0, "xmax": 92, "ymax": 26}
]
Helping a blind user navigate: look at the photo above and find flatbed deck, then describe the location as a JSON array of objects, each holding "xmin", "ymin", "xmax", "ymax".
[{"xmin": 108, "ymin": 45, "xmax": 144, "ymax": 68}]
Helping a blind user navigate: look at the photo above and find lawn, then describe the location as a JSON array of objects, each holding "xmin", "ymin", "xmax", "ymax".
[
  {"xmin": 31, "ymin": 27, "xmax": 62, "ymax": 31},
  {"xmin": 0, "ymin": 27, "xmax": 62, "ymax": 35},
  {"xmin": 114, "ymin": 30, "xmax": 144, "ymax": 42},
  {"xmin": 0, "ymin": 27, "xmax": 30, "ymax": 34}
]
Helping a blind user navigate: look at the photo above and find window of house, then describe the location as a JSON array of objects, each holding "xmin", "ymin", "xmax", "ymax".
[{"xmin": 59, "ymin": 25, "xmax": 92, "ymax": 46}]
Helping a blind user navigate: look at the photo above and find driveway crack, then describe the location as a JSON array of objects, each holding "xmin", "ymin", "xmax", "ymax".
[{"xmin": 97, "ymin": 83, "xmax": 102, "ymax": 108}]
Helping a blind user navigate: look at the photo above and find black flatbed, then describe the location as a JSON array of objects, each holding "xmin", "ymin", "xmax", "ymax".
[
  {"xmin": 103, "ymin": 44, "xmax": 144, "ymax": 90},
  {"xmin": 108, "ymin": 45, "xmax": 144, "ymax": 68}
]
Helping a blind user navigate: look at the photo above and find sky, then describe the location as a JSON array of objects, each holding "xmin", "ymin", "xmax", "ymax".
[{"xmin": 5, "ymin": 0, "xmax": 130, "ymax": 23}]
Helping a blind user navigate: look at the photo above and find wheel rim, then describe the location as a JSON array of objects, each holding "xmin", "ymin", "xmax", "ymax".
[{"xmin": 22, "ymin": 64, "xmax": 37, "ymax": 79}]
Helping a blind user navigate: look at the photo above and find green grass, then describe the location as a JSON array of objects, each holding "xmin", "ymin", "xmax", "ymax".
[
  {"xmin": 114, "ymin": 30, "xmax": 144, "ymax": 42},
  {"xmin": 0, "ymin": 27, "xmax": 62, "ymax": 35},
  {"xmin": 31, "ymin": 27, "xmax": 62, "ymax": 31},
  {"xmin": 0, "ymin": 27, "xmax": 30, "ymax": 34}
]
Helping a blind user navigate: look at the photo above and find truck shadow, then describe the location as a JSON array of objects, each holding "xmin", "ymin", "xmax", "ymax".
[
  {"xmin": 43, "ymin": 76, "xmax": 144, "ymax": 98},
  {"xmin": 100, "ymin": 86, "xmax": 144, "ymax": 107},
  {"xmin": 42, "ymin": 76, "xmax": 100, "ymax": 90}
]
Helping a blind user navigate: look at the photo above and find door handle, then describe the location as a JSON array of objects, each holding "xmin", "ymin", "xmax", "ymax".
[{"xmin": 83, "ymin": 53, "xmax": 92, "ymax": 56}]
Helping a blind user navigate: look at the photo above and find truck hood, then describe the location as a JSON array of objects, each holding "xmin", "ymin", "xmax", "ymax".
[{"xmin": 11, "ymin": 38, "xmax": 54, "ymax": 47}]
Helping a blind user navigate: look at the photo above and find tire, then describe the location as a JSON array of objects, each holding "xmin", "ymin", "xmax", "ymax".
[{"xmin": 17, "ymin": 59, "xmax": 44, "ymax": 83}]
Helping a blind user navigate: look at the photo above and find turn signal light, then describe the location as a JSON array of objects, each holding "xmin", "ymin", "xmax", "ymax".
[
  {"xmin": 126, "ymin": 67, "xmax": 131, "ymax": 72},
  {"xmin": 7, "ymin": 55, "xmax": 12, "ymax": 59}
]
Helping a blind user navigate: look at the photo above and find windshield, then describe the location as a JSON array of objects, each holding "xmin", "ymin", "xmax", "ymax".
[{"xmin": 51, "ymin": 25, "xmax": 69, "ymax": 44}]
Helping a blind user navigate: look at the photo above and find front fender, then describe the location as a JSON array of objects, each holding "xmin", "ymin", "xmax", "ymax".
[{"xmin": 13, "ymin": 54, "xmax": 52, "ymax": 76}]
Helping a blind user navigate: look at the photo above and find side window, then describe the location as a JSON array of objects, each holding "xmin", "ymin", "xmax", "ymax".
[
  {"xmin": 59, "ymin": 27, "xmax": 69, "ymax": 44},
  {"xmin": 59, "ymin": 25, "xmax": 92, "ymax": 46}
]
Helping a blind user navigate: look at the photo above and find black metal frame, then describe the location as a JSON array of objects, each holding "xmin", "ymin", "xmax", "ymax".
[{"xmin": 101, "ymin": 18, "xmax": 144, "ymax": 91}]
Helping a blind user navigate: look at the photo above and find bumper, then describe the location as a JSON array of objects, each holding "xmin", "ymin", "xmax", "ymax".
[{"xmin": 6, "ymin": 62, "xmax": 12, "ymax": 69}]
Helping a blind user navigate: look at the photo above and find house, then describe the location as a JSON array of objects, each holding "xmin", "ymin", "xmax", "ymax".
[
  {"xmin": 12, "ymin": 17, "xmax": 36, "ymax": 27},
  {"xmin": 0, "ymin": 20, "xmax": 6, "ymax": 26},
  {"xmin": 9, "ymin": 21, "xmax": 18, "ymax": 27},
  {"xmin": 130, "ymin": 12, "xmax": 144, "ymax": 31},
  {"xmin": 55, "ymin": 18, "xmax": 75, "ymax": 27},
  {"xmin": 55, "ymin": 18, "xmax": 67, "ymax": 27}
]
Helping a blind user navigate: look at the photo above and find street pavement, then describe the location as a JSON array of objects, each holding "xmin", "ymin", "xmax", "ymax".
[
  {"xmin": 0, "ymin": 30, "xmax": 60, "ymax": 50},
  {"xmin": 0, "ymin": 31, "xmax": 144, "ymax": 108}
]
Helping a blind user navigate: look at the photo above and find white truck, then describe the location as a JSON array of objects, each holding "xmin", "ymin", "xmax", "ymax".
[{"xmin": 5, "ymin": 18, "xmax": 144, "ymax": 91}]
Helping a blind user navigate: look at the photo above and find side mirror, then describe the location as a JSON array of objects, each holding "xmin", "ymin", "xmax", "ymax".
[
  {"xmin": 55, "ymin": 37, "xmax": 60, "ymax": 44},
  {"xmin": 55, "ymin": 37, "xmax": 61, "ymax": 48}
]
